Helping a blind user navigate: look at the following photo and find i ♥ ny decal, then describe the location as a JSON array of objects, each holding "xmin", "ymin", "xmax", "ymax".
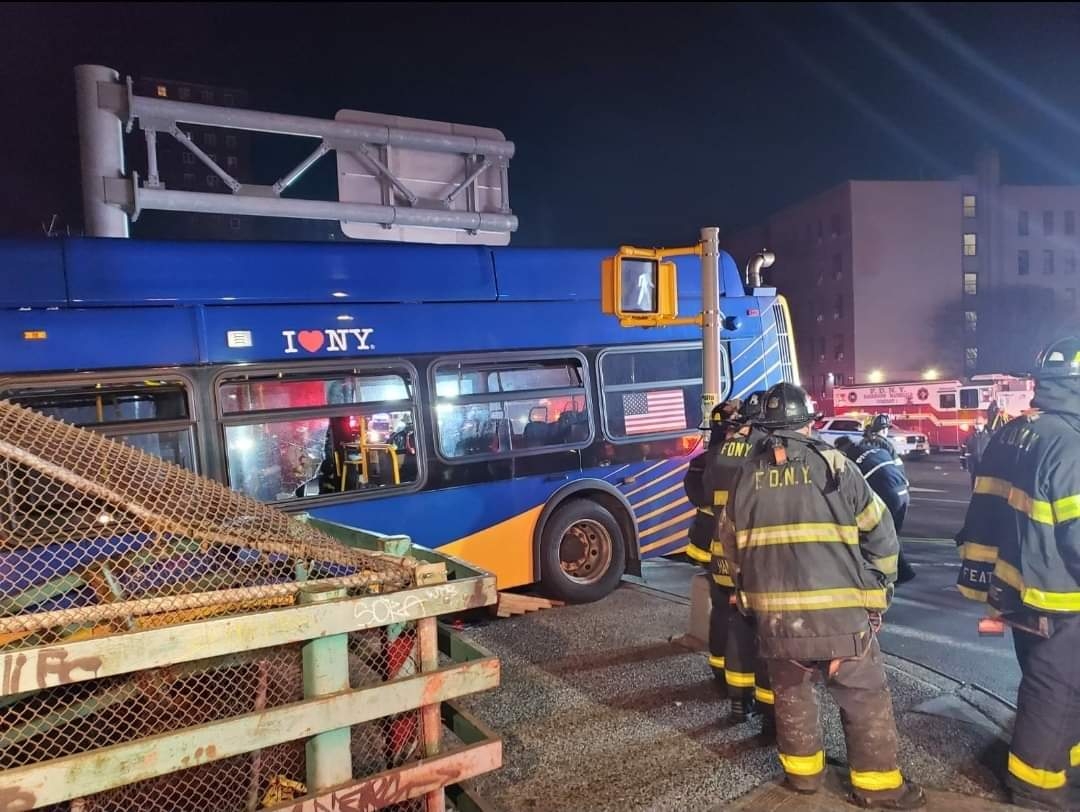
[
  {"xmin": 282, "ymin": 328, "xmax": 375, "ymax": 354},
  {"xmin": 298, "ymin": 330, "xmax": 324, "ymax": 352}
]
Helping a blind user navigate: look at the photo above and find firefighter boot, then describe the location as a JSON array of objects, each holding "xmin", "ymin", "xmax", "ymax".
[{"xmin": 848, "ymin": 783, "xmax": 926, "ymax": 810}]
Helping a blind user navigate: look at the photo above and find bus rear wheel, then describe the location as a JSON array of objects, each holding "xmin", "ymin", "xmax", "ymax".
[{"xmin": 539, "ymin": 499, "xmax": 626, "ymax": 604}]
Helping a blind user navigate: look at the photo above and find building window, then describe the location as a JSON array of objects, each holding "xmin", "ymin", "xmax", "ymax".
[
  {"xmin": 1019, "ymin": 210, "xmax": 1029, "ymax": 236},
  {"xmin": 178, "ymin": 86, "xmax": 191, "ymax": 101},
  {"xmin": 833, "ymin": 334, "xmax": 844, "ymax": 361},
  {"xmin": 963, "ymin": 194, "xmax": 976, "ymax": 218},
  {"xmin": 1067, "ymin": 250, "xmax": 1077, "ymax": 275},
  {"xmin": 226, "ymin": 156, "xmax": 238, "ymax": 170},
  {"xmin": 205, "ymin": 133, "xmax": 217, "ymax": 148},
  {"xmin": 830, "ymin": 212, "xmax": 843, "ymax": 237},
  {"xmin": 206, "ymin": 175, "xmax": 217, "ymax": 188},
  {"xmin": 1018, "ymin": 250, "xmax": 1030, "ymax": 276},
  {"xmin": 833, "ymin": 294, "xmax": 844, "ymax": 319},
  {"xmin": 832, "ymin": 254, "xmax": 843, "ymax": 280},
  {"xmin": 230, "ymin": 217, "xmax": 242, "ymax": 231},
  {"xmin": 1066, "ymin": 288, "xmax": 1076, "ymax": 310},
  {"xmin": 1044, "ymin": 210, "xmax": 1054, "ymax": 236},
  {"xmin": 155, "ymin": 84, "xmax": 168, "ymax": 98},
  {"xmin": 183, "ymin": 172, "xmax": 195, "ymax": 187},
  {"xmin": 1067, "ymin": 210, "xmax": 1076, "ymax": 236},
  {"xmin": 225, "ymin": 134, "xmax": 237, "ymax": 149},
  {"xmin": 964, "ymin": 310, "xmax": 977, "ymax": 335},
  {"xmin": 965, "ymin": 347, "xmax": 978, "ymax": 372},
  {"xmin": 1044, "ymin": 249, "xmax": 1055, "ymax": 275},
  {"xmin": 963, "ymin": 233, "xmax": 977, "ymax": 257},
  {"xmin": 964, "ymin": 272, "xmax": 978, "ymax": 296},
  {"xmin": 182, "ymin": 151, "xmax": 195, "ymax": 165},
  {"xmin": 817, "ymin": 336, "xmax": 826, "ymax": 361},
  {"xmin": 201, "ymin": 89, "xmax": 213, "ymax": 104}
]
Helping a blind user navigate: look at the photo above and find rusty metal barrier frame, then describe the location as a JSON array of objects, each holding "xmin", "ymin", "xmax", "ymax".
[{"xmin": 0, "ymin": 520, "xmax": 502, "ymax": 812}]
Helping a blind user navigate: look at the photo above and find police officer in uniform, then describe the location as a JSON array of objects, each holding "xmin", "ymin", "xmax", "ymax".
[
  {"xmin": 705, "ymin": 393, "xmax": 774, "ymax": 726},
  {"xmin": 962, "ymin": 418, "xmax": 992, "ymax": 490},
  {"xmin": 719, "ymin": 383, "xmax": 924, "ymax": 809},
  {"xmin": 683, "ymin": 399, "xmax": 744, "ymax": 681},
  {"xmin": 844, "ymin": 414, "xmax": 917, "ymax": 584},
  {"xmin": 956, "ymin": 336, "xmax": 1080, "ymax": 810}
]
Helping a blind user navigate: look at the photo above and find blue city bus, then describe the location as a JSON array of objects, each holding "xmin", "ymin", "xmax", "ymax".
[{"xmin": 0, "ymin": 238, "xmax": 798, "ymax": 602}]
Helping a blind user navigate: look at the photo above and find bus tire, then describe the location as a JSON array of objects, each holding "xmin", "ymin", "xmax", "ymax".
[{"xmin": 539, "ymin": 499, "xmax": 626, "ymax": 604}]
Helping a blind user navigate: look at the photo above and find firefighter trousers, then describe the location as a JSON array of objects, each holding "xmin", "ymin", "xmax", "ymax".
[
  {"xmin": 725, "ymin": 610, "xmax": 773, "ymax": 716},
  {"xmin": 767, "ymin": 636, "xmax": 910, "ymax": 802},
  {"xmin": 1008, "ymin": 615, "xmax": 1080, "ymax": 809},
  {"xmin": 708, "ymin": 580, "xmax": 731, "ymax": 680}
]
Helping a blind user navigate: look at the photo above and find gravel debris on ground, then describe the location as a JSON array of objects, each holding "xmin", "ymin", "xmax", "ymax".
[{"xmin": 459, "ymin": 584, "xmax": 1018, "ymax": 812}]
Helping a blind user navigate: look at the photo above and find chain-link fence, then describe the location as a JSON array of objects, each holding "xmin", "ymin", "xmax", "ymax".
[{"xmin": 0, "ymin": 400, "xmax": 452, "ymax": 811}]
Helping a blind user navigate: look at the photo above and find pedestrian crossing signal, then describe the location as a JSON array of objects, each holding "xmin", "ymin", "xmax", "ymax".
[{"xmin": 601, "ymin": 246, "xmax": 681, "ymax": 326}]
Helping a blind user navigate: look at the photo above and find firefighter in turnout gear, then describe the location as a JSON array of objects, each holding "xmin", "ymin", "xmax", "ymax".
[
  {"xmin": 705, "ymin": 393, "xmax": 774, "ymax": 725},
  {"xmin": 685, "ymin": 398, "xmax": 745, "ymax": 681},
  {"xmin": 955, "ymin": 336, "xmax": 1080, "ymax": 810},
  {"xmin": 844, "ymin": 414, "xmax": 917, "ymax": 584},
  {"xmin": 719, "ymin": 383, "xmax": 925, "ymax": 809}
]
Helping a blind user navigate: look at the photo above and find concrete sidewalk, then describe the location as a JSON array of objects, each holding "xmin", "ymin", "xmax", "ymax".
[{"xmin": 458, "ymin": 583, "xmax": 1022, "ymax": 812}]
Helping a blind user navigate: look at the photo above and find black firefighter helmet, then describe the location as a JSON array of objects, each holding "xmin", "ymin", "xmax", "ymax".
[
  {"xmin": 1034, "ymin": 335, "xmax": 1080, "ymax": 380},
  {"xmin": 868, "ymin": 413, "xmax": 893, "ymax": 434},
  {"xmin": 710, "ymin": 398, "xmax": 743, "ymax": 426},
  {"xmin": 759, "ymin": 382, "xmax": 822, "ymax": 430},
  {"xmin": 740, "ymin": 390, "xmax": 767, "ymax": 422}
]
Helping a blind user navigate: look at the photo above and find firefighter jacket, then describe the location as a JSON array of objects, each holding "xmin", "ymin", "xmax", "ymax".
[
  {"xmin": 704, "ymin": 424, "xmax": 767, "ymax": 587},
  {"xmin": 683, "ymin": 451, "xmax": 712, "ymax": 566},
  {"xmin": 956, "ymin": 411, "xmax": 1080, "ymax": 615},
  {"xmin": 846, "ymin": 437, "xmax": 909, "ymax": 516},
  {"xmin": 718, "ymin": 430, "xmax": 899, "ymax": 660}
]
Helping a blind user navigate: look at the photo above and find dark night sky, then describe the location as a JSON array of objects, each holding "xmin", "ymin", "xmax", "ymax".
[{"xmin": 3, "ymin": 2, "xmax": 1080, "ymax": 247}]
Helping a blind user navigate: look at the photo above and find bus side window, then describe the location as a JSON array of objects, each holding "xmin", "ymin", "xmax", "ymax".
[
  {"xmin": 5, "ymin": 380, "xmax": 198, "ymax": 471},
  {"xmin": 219, "ymin": 368, "xmax": 420, "ymax": 501}
]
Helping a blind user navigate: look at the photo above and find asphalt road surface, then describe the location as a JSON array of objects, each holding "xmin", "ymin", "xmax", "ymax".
[
  {"xmin": 882, "ymin": 453, "xmax": 1021, "ymax": 701},
  {"xmin": 638, "ymin": 452, "xmax": 1023, "ymax": 703}
]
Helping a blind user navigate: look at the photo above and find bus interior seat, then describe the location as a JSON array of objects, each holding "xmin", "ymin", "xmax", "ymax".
[{"xmin": 523, "ymin": 406, "xmax": 551, "ymax": 448}]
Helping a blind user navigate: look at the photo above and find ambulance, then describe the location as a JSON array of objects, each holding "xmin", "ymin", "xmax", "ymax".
[{"xmin": 830, "ymin": 375, "xmax": 1035, "ymax": 451}]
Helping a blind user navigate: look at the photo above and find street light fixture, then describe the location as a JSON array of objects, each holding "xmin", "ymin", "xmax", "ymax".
[{"xmin": 868, "ymin": 369, "xmax": 885, "ymax": 384}]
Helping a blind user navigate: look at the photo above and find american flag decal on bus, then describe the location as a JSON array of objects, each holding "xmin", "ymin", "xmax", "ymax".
[{"xmin": 622, "ymin": 389, "xmax": 686, "ymax": 435}]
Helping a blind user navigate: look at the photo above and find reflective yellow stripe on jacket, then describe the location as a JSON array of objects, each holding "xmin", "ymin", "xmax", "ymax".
[
  {"xmin": 975, "ymin": 477, "xmax": 1080, "ymax": 526},
  {"xmin": 856, "ymin": 495, "xmax": 885, "ymax": 532},
  {"xmin": 685, "ymin": 544, "xmax": 711, "ymax": 564},
  {"xmin": 968, "ymin": 552, "xmax": 1080, "ymax": 612},
  {"xmin": 735, "ymin": 522, "xmax": 858, "ymax": 550},
  {"xmin": 740, "ymin": 587, "xmax": 887, "ymax": 612}
]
